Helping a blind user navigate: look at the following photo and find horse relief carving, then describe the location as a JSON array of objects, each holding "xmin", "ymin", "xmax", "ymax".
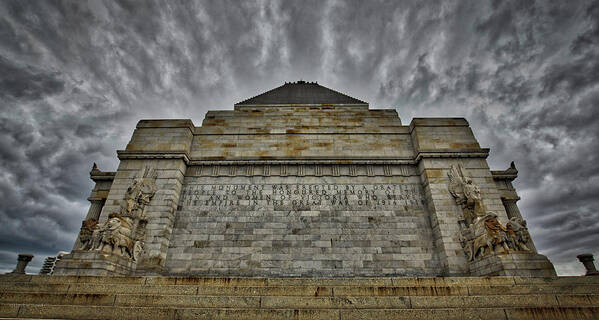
[
  {"xmin": 448, "ymin": 164, "xmax": 532, "ymax": 261},
  {"xmin": 506, "ymin": 217, "xmax": 531, "ymax": 251}
]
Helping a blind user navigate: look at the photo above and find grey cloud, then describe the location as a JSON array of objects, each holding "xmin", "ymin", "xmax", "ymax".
[
  {"xmin": 571, "ymin": 2, "xmax": 599, "ymax": 54},
  {"xmin": 540, "ymin": 53, "xmax": 599, "ymax": 97},
  {"xmin": 0, "ymin": 56, "xmax": 64, "ymax": 101}
]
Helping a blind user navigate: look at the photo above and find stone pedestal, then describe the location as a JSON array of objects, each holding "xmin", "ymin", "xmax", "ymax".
[
  {"xmin": 10, "ymin": 254, "xmax": 34, "ymax": 274},
  {"xmin": 577, "ymin": 253, "xmax": 599, "ymax": 276},
  {"xmin": 53, "ymin": 250, "xmax": 136, "ymax": 276},
  {"xmin": 469, "ymin": 252, "xmax": 556, "ymax": 277}
]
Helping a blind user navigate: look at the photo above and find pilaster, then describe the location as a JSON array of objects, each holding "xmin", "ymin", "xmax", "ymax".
[
  {"xmin": 410, "ymin": 118, "xmax": 509, "ymax": 275},
  {"xmin": 57, "ymin": 120, "xmax": 194, "ymax": 276},
  {"xmin": 115, "ymin": 119, "xmax": 193, "ymax": 274}
]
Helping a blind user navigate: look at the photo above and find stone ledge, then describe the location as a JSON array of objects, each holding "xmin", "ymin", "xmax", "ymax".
[
  {"xmin": 136, "ymin": 119, "xmax": 195, "ymax": 132},
  {"xmin": 116, "ymin": 150, "xmax": 190, "ymax": 164}
]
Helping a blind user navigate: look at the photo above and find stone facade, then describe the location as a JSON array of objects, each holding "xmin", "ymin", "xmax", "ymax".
[{"xmin": 53, "ymin": 81, "xmax": 555, "ymax": 277}]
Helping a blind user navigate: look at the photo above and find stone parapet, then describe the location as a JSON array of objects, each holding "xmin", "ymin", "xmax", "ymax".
[
  {"xmin": 469, "ymin": 253, "xmax": 557, "ymax": 277},
  {"xmin": 124, "ymin": 119, "xmax": 194, "ymax": 154}
]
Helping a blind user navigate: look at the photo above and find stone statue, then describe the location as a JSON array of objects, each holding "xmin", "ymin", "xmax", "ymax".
[
  {"xmin": 458, "ymin": 227, "xmax": 475, "ymax": 261},
  {"xmin": 76, "ymin": 166, "xmax": 157, "ymax": 262},
  {"xmin": 448, "ymin": 165, "xmax": 525, "ymax": 261},
  {"xmin": 448, "ymin": 164, "xmax": 487, "ymax": 225},
  {"xmin": 464, "ymin": 213, "xmax": 511, "ymax": 261},
  {"xmin": 122, "ymin": 166, "xmax": 157, "ymax": 219},
  {"xmin": 78, "ymin": 219, "xmax": 98, "ymax": 250},
  {"xmin": 447, "ymin": 164, "xmax": 467, "ymax": 206},
  {"xmin": 97, "ymin": 213, "xmax": 131, "ymax": 256},
  {"xmin": 506, "ymin": 217, "xmax": 531, "ymax": 251},
  {"xmin": 464, "ymin": 178, "xmax": 486, "ymax": 218}
]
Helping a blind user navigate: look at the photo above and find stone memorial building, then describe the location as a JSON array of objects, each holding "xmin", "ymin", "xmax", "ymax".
[{"xmin": 54, "ymin": 81, "xmax": 556, "ymax": 278}]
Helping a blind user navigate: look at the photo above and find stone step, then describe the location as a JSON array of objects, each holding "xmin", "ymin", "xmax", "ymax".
[
  {"xmin": 1, "ymin": 292, "xmax": 597, "ymax": 309},
  {"xmin": 2, "ymin": 282, "xmax": 599, "ymax": 297},
  {"xmin": 3, "ymin": 274, "xmax": 599, "ymax": 287},
  {"xmin": 1, "ymin": 303, "xmax": 599, "ymax": 320},
  {"xmin": 2, "ymin": 275, "xmax": 598, "ymax": 320}
]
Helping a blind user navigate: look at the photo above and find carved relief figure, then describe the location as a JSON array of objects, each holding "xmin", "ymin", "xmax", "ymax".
[
  {"xmin": 448, "ymin": 164, "xmax": 530, "ymax": 261},
  {"xmin": 98, "ymin": 213, "xmax": 133, "ymax": 256},
  {"xmin": 78, "ymin": 219, "xmax": 98, "ymax": 250},
  {"xmin": 448, "ymin": 165, "xmax": 486, "ymax": 225},
  {"xmin": 506, "ymin": 217, "xmax": 531, "ymax": 251},
  {"xmin": 466, "ymin": 213, "xmax": 511, "ymax": 261},
  {"xmin": 463, "ymin": 178, "xmax": 486, "ymax": 218},
  {"xmin": 123, "ymin": 166, "xmax": 157, "ymax": 219},
  {"xmin": 458, "ymin": 227, "xmax": 475, "ymax": 261},
  {"xmin": 447, "ymin": 165, "xmax": 467, "ymax": 206},
  {"xmin": 76, "ymin": 166, "xmax": 157, "ymax": 262}
]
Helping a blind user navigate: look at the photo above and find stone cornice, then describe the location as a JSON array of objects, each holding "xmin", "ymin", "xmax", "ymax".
[
  {"xmin": 491, "ymin": 171, "xmax": 519, "ymax": 181},
  {"xmin": 89, "ymin": 163, "xmax": 115, "ymax": 182},
  {"xmin": 135, "ymin": 119, "xmax": 195, "ymax": 133},
  {"xmin": 90, "ymin": 173, "xmax": 115, "ymax": 181},
  {"xmin": 193, "ymin": 130, "xmax": 410, "ymax": 136},
  {"xmin": 117, "ymin": 148, "xmax": 492, "ymax": 165},
  {"xmin": 234, "ymin": 103, "xmax": 369, "ymax": 108},
  {"xmin": 414, "ymin": 149, "xmax": 490, "ymax": 162},
  {"xmin": 117, "ymin": 150, "xmax": 190, "ymax": 164},
  {"xmin": 116, "ymin": 149, "xmax": 490, "ymax": 165},
  {"xmin": 491, "ymin": 161, "xmax": 519, "ymax": 181},
  {"xmin": 188, "ymin": 159, "xmax": 416, "ymax": 165}
]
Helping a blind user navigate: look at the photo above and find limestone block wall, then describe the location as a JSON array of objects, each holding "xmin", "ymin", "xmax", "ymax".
[
  {"xmin": 125, "ymin": 119, "xmax": 194, "ymax": 155},
  {"xmin": 165, "ymin": 170, "xmax": 440, "ymax": 277},
  {"xmin": 69, "ymin": 107, "xmax": 537, "ymax": 277},
  {"xmin": 191, "ymin": 107, "xmax": 413, "ymax": 160}
]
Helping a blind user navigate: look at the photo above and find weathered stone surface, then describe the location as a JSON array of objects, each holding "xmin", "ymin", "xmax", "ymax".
[
  {"xmin": 52, "ymin": 82, "xmax": 556, "ymax": 278},
  {"xmin": 2, "ymin": 274, "xmax": 598, "ymax": 320}
]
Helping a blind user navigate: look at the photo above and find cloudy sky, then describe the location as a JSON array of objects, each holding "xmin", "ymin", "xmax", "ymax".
[{"xmin": 1, "ymin": 0, "xmax": 598, "ymax": 275}]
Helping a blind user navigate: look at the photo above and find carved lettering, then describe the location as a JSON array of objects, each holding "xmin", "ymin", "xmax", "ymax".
[{"xmin": 178, "ymin": 183, "xmax": 426, "ymax": 210}]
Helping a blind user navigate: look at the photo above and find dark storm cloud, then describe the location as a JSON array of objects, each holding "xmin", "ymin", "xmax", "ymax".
[
  {"xmin": 0, "ymin": 57, "xmax": 65, "ymax": 101},
  {"xmin": 0, "ymin": 0, "xmax": 597, "ymax": 275}
]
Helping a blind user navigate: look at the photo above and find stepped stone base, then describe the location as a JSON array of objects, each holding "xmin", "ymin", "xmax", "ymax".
[
  {"xmin": 1, "ymin": 274, "xmax": 598, "ymax": 319},
  {"xmin": 53, "ymin": 250, "xmax": 136, "ymax": 276},
  {"xmin": 470, "ymin": 253, "xmax": 557, "ymax": 277}
]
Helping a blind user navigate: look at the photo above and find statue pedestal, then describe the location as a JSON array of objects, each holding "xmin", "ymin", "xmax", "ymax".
[
  {"xmin": 133, "ymin": 256, "xmax": 166, "ymax": 276},
  {"xmin": 469, "ymin": 252, "xmax": 556, "ymax": 277},
  {"xmin": 53, "ymin": 250, "xmax": 137, "ymax": 276}
]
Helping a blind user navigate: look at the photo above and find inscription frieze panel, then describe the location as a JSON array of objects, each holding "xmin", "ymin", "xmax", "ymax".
[{"xmin": 178, "ymin": 183, "xmax": 426, "ymax": 210}]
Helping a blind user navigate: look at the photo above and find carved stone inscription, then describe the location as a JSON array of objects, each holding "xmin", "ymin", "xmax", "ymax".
[
  {"xmin": 179, "ymin": 183, "xmax": 425, "ymax": 209},
  {"xmin": 169, "ymin": 179, "xmax": 435, "ymax": 277}
]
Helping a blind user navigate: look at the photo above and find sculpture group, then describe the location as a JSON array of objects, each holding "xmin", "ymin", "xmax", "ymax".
[
  {"xmin": 449, "ymin": 164, "xmax": 531, "ymax": 261},
  {"xmin": 78, "ymin": 167, "xmax": 157, "ymax": 261}
]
